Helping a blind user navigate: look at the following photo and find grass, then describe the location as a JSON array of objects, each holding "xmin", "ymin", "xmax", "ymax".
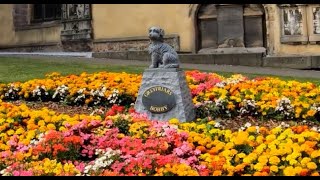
[
  {"xmin": 0, "ymin": 56, "xmax": 320, "ymax": 85},
  {"xmin": 0, "ymin": 56, "xmax": 146, "ymax": 83}
]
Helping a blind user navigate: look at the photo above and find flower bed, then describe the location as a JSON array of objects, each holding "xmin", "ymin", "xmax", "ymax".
[
  {"xmin": 1, "ymin": 71, "xmax": 320, "ymax": 121},
  {"xmin": 0, "ymin": 102, "xmax": 320, "ymax": 176}
]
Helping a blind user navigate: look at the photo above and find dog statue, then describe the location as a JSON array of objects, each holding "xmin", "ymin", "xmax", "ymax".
[{"xmin": 148, "ymin": 26, "xmax": 180, "ymax": 68}]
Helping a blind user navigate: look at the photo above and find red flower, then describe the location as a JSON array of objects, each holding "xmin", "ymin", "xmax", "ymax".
[
  {"xmin": 105, "ymin": 105, "xmax": 126, "ymax": 116},
  {"xmin": 128, "ymin": 107, "xmax": 135, "ymax": 113}
]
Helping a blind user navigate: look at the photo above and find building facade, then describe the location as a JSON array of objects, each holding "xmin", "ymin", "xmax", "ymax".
[{"xmin": 1, "ymin": 4, "xmax": 320, "ymax": 63}]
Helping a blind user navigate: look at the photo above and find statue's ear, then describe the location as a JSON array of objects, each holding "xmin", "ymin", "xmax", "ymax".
[{"xmin": 159, "ymin": 29, "xmax": 165, "ymax": 37}]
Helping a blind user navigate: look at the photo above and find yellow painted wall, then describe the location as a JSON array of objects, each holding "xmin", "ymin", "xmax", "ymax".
[
  {"xmin": 0, "ymin": 4, "xmax": 15, "ymax": 46},
  {"xmin": 0, "ymin": 4, "xmax": 61, "ymax": 47},
  {"xmin": 91, "ymin": 4, "xmax": 193, "ymax": 52},
  {"xmin": 267, "ymin": 4, "xmax": 320, "ymax": 56}
]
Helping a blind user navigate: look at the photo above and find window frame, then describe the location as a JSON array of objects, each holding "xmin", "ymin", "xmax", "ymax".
[
  {"xmin": 306, "ymin": 5, "xmax": 320, "ymax": 44},
  {"xmin": 279, "ymin": 4, "xmax": 309, "ymax": 44}
]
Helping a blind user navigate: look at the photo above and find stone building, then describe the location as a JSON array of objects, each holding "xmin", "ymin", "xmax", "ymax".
[{"xmin": 1, "ymin": 4, "xmax": 320, "ymax": 68}]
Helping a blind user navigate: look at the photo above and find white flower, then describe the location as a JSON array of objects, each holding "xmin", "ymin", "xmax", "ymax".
[
  {"xmin": 83, "ymin": 148, "xmax": 121, "ymax": 175},
  {"xmin": 311, "ymin": 127, "xmax": 318, "ymax": 132},
  {"xmin": 244, "ymin": 122, "xmax": 251, "ymax": 128},
  {"xmin": 255, "ymin": 126, "xmax": 260, "ymax": 133},
  {"xmin": 214, "ymin": 122, "xmax": 221, "ymax": 128}
]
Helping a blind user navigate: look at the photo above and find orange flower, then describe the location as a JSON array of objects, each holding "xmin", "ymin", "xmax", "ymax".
[
  {"xmin": 212, "ymin": 170, "xmax": 222, "ymax": 176},
  {"xmin": 196, "ymin": 145, "xmax": 207, "ymax": 153},
  {"xmin": 300, "ymin": 169, "xmax": 309, "ymax": 176}
]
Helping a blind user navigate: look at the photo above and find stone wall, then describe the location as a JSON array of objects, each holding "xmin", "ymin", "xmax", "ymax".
[
  {"xmin": 12, "ymin": 4, "xmax": 29, "ymax": 28},
  {"xmin": 0, "ymin": 43, "xmax": 62, "ymax": 52},
  {"xmin": 92, "ymin": 35, "xmax": 180, "ymax": 52}
]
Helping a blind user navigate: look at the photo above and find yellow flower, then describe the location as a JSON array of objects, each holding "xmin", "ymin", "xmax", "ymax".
[
  {"xmin": 289, "ymin": 159, "xmax": 298, "ymax": 166},
  {"xmin": 265, "ymin": 134, "xmax": 276, "ymax": 142},
  {"xmin": 269, "ymin": 156, "xmax": 280, "ymax": 165},
  {"xmin": 47, "ymin": 123, "xmax": 56, "ymax": 130},
  {"xmin": 311, "ymin": 150, "xmax": 320, "ymax": 158},
  {"xmin": 15, "ymin": 127, "xmax": 25, "ymax": 135},
  {"xmin": 258, "ymin": 155, "xmax": 268, "ymax": 164},
  {"xmin": 307, "ymin": 162, "xmax": 317, "ymax": 170},
  {"xmin": 270, "ymin": 165, "xmax": 278, "ymax": 173},
  {"xmin": 298, "ymin": 137, "xmax": 305, "ymax": 143},
  {"xmin": 38, "ymin": 120, "xmax": 45, "ymax": 127},
  {"xmin": 237, "ymin": 153, "xmax": 246, "ymax": 159},
  {"xmin": 253, "ymin": 163, "xmax": 264, "ymax": 171},
  {"xmin": 169, "ymin": 118, "xmax": 179, "ymax": 125},
  {"xmin": 283, "ymin": 166, "xmax": 296, "ymax": 176},
  {"xmin": 311, "ymin": 172, "xmax": 320, "ymax": 176},
  {"xmin": 248, "ymin": 135, "xmax": 255, "ymax": 141},
  {"xmin": 300, "ymin": 157, "xmax": 311, "ymax": 167},
  {"xmin": 307, "ymin": 109, "xmax": 317, "ymax": 117},
  {"xmin": 7, "ymin": 129, "xmax": 14, "ymax": 136},
  {"xmin": 59, "ymin": 126, "xmax": 66, "ymax": 131},
  {"xmin": 256, "ymin": 136, "xmax": 264, "ymax": 144},
  {"xmin": 117, "ymin": 133, "xmax": 125, "ymax": 138},
  {"xmin": 39, "ymin": 126, "xmax": 47, "ymax": 132}
]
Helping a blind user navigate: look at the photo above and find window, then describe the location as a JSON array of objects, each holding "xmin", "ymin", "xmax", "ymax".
[
  {"xmin": 32, "ymin": 4, "xmax": 62, "ymax": 22},
  {"xmin": 279, "ymin": 5, "xmax": 308, "ymax": 44},
  {"xmin": 307, "ymin": 5, "xmax": 320, "ymax": 44},
  {"xmin": 279, "ymin": 4, "xmax": 320, "ymax": 44}
]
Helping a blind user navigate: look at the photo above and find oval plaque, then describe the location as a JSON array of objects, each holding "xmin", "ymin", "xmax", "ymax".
[{"xmin": 142, "ymin": 86, "xmax": 176, "ymax": 114}]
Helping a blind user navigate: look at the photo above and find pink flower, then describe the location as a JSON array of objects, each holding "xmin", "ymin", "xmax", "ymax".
[
  {"xmin": 180, "ymin": 131, "xmax": 189, "ymax": 139},
  {"xmin": 194, "ymin": 149, "xmax": 201, "ymax": 155},
  {"xmin": 0, "ymin": 151, "xmax": 10, "ymax": 158},
  {"xmin": 187, "ymin": 156, "xmax": 198, "ymax": 164},
  {"xmin": 142, "ymin": 159, "xmax": 152, "ymax": 169},
  {"xmin": 111, "ymin": 161, "xmax": 126, "ymax": 172},
  {"xmin": 80, "ymin": 132, "xmax": 91, "ymax": 140},
  {"xmin": 75, "ymin": 162, "xmax": 86, "ymax": 172},
  {"xmin": 174, "ymin": 148, "xmax": 184, "ymax": 156},
  {"xmin": 90, "ymin": 120, "xmax": 101, "ymax": 126},
  {"xmin": 12, "ymin": 170, "xmax": 20, "ymax": 176},
  {"xmin": 20, "ymin": 170, "xmax": 32, "ymax": 176},
  {"xmin": 64, "ymin": 122, "xmax": 71, "ymax": 128},
  {"xmin": 105, "ymin": 120, "xmax": 113, "ymax": 127},
  {"xmin": 17, "ymin": 144, "xmax": 29, "ymax": 152},
  {"xmin": 81, "ymin": 149, "xmax": 88, "ymax": 154}
]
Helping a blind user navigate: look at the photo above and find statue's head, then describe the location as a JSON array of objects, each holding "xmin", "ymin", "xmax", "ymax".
[{"xmin": 148, "ymin": 26, "xmax": 165, "ymax": 42}]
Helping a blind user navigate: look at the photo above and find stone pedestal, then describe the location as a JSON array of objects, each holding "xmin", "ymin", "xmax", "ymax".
[{"xmin": 134, "ymin": 68, "xmax": 195, "ymax": 122}]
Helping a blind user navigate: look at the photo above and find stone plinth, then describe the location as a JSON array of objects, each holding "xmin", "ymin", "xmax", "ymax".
[{"xmin": 134, "ymin": 68, "xmax": 195, "ymax": 122}]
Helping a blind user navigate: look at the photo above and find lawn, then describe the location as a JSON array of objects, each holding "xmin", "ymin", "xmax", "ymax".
[
  {"xmin": 0, "ymin": 56, "xmax": 146, "ymax": 83},
  {"xmin": 1, "ymin": 56, "xmax": 320, "ymax": 85}
]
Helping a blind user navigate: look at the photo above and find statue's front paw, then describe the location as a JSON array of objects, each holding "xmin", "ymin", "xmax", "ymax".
[{"xmin": 149, "ymin": 65, "xmax": 155, "ymax": 68}]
